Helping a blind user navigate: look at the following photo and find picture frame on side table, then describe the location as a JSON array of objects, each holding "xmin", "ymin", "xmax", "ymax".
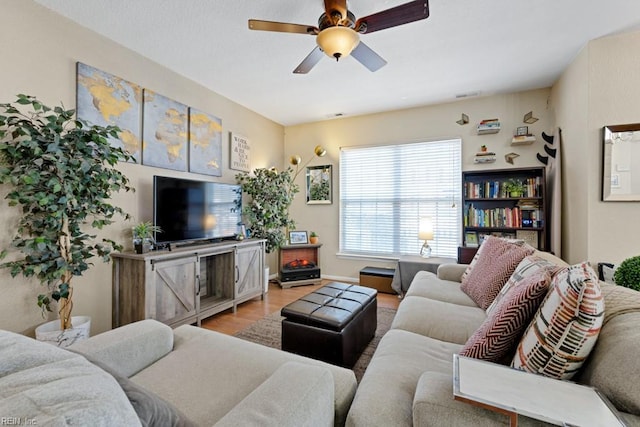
[
  {"xmin": 516, "ymin": 126, "xmax": 529, "ymax": 136},
  {"xmin": 465, "ymin": 231, "xmax": 479, "ymax": 248},
  {"xmin": 289, "ymin": 231, "xmax": 309, "ymax": 245}
]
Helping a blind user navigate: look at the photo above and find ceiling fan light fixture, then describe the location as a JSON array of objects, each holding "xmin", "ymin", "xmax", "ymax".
[{"xmin": 316, "ymin": 26, "xmax": 360, "ymax": 61}]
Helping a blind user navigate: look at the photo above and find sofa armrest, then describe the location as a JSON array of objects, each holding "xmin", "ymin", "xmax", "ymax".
[
  {"xmin": 437, "ymin": 263, "xmax": 469, "ymax": 282},
  {"xmin": 214, "ymin": 361, "xmax": 334, "ymax": 427},
  {"xmin": 69, "ymin": 319, "xmax": 173, "ymax": 378}
]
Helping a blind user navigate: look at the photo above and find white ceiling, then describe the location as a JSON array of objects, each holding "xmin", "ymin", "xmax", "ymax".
[{"xmin": 33, "ymin": 0, "xmax": 640, "ymax": 126}]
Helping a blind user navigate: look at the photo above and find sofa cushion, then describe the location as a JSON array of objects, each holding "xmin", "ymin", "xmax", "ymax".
[
  {"xmin": 0, "ymin": 330, "xmax": 141, "ymax": 426},
  {"xmin": 460, "ymin": 236, "xmax": 535, "ymax": 310},
  {"xmin": 391, "ymin": 296, "xmax": 486, "ymax": 345},
  {"xmin": 459, "ymin": 270, "xmax": 551, "ymax": 363},
  {"xmin": 346, "ymin": 329, "xmax": 462, "ymax": 427},
  {"xmin": 70, "ymin": 350, "xmax": 195, "ymax": 427},
  {"xmin": 512, "ymin": 262, "xmax": 604, "ymax": 380},
  {"xmin": 413, "ymin": 371, "xmax": 529, "ymax": 427},
  {"xmin": 405, "ymin": 271, "xmax": 478, "ymax": 307},
  {"xmin": 215, "ymin": 362, "xmax": 334, "ymax": 427},
  {"xmin": 132, "ymin": 324, "xmax": 356, "ymax": 427},
  {"xmin": 486, "ymin": 254, "xmax": 564, "ymax": 315}
]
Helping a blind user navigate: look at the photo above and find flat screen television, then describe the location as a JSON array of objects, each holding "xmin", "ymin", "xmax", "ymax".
[{"xmin": 153, "ymin": 175, "xmax": 242, "ymax": 246}]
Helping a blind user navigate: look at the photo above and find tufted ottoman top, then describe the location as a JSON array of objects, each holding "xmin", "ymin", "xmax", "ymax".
[{"xmin": 281, "ymin": 282, "xmax": 377, "ymax": 331}]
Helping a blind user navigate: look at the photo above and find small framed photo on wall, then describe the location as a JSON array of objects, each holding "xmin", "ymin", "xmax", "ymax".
[{"xmin": 516, "ymin": 126, "xmax": 529, "ymax": 136}]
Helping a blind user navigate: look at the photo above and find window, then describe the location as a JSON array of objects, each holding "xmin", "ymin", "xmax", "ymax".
[{"xmin": 339, "ymin": 139, "xmax": 461, "ymax": 258}]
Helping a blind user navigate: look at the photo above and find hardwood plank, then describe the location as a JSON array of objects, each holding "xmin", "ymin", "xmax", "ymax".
[{"xmin": 201, "ymin": 279, "xmax": 400, "ymax": 336}]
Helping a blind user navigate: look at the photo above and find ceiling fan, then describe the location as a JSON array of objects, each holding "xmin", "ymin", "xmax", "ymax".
[{"xmin": 248, "ymin": 0, "xmax": 430, "ymax": 74}]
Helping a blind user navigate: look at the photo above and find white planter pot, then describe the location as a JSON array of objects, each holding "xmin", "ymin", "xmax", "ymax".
[{"xmin": 35, "ymin": 316, "xmax": 91, "ymax": 348}]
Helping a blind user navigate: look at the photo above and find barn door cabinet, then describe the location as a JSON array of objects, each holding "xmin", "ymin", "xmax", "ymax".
[{"xmin": 112, "ymin": 239, "xmax": 265, "ymax": 328}]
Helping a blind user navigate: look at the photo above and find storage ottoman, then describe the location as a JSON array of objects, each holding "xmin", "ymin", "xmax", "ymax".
[{"xmin": 281, "ymin": 282, "xmax": 377, "ymax": 367}]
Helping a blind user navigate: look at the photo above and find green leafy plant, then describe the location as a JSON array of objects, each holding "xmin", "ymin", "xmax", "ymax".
[
  {"xmin": 309, "ymin": 179, "xmax": 330, "ymax": 201},
  {"xmin": 132, "ymin": 222, "xmax": 162, "ymax": 254},
  {"xmin": 614, "ymin": 255, "xmax": 640, "ymax": 291},
  {"xmin": 309, "ymin": 231, "xmax": 318, "ymax": 238},
  {"xmin": 236, "ymin": 167, "xmax": 298, "ymax": 253},
  {"xmin": 132, "ymin": 221, "xmax": 162, "ymax": 240},
  {"xmin": 0, "ymin": 94, "xmax": 135, "ymax": 330},
  {"xmin": 504, "ymin": 179, "xmax": 526, "ymax": 196}
]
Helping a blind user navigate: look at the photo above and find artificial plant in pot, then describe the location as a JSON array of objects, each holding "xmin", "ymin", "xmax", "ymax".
[
  {"xmin": 132, "ymin": 221, "xmax": 162, "ymax": 254},
  {"xmin": 236, "ymin": 167, "xmax": 298, "ymax": 253},
  {"xmin": 504, "ymin": 179, "xmax": 526, "ymax": 197},
  {"xmin": 613, "ymin": 255, "xmax": 640, "ymax": 291},
  {"xmin": 0, "ymin": 94, "xmax": 135, "ymax": 336}
]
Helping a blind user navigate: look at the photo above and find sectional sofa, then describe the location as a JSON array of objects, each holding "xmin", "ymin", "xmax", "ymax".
[
  {"xmin": 346, "ymin": 242, "xmax": 640, "ymax": 426},
  {"xmin": 3, "ymin": 238, "xmax": 640, "ymax": 426}
]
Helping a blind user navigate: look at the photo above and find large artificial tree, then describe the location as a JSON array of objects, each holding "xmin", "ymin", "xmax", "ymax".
[
  {"xmin": 236, "ymin": 167, "xmax": 298, "ymax": 253},
  {"xmin": 0, "ymin": 94, "xmax": 135, "ymax": 330}
]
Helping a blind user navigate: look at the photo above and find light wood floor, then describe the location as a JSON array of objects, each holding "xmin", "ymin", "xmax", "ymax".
[{"xmin": 201, "ymin": 280, "xmax": 400, "ymax": 336}]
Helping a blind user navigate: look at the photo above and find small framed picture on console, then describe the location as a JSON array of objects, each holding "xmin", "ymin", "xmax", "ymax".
[{"xmin": 289, "ymin": 230, "xmax": 309, "ymax": 245}]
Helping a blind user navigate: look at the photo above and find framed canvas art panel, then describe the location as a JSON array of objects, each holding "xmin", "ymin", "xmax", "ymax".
[
  {"xmin": 189, "ymin": 107, "xmax": 222, "ymax": 176},
  {"xmin": 142, "ymin": 89, "xmax": 188, "ymax": 171},
  {"xmin": 76, "ymin": 62, "xmax": 142, "ymax": 162}
]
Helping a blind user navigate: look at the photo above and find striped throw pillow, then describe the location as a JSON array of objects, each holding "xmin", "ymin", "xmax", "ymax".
[
  {"xmin": 460, "ymin": 270, "xmax": 551, "ymax": 363},
  {"xmin": 486, "ymin": 255, "xmax": 564, "ymax": 316},
  {"xmin": 460, "ymin": 236, "xmax": 535, "ymax": 310},
  {"xmin": 511, "ymin": 262, "xmax": 604, "ymax": 379}
]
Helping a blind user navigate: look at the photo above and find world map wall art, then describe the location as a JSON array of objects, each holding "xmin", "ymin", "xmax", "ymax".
[
  {"xmin": 76, "ymin": 62, "xmax": 142, "ymax": 162},
  {"xmin": 76, "ymin": 62, "xmax": 226, "ymax": 175},
  {"xmin": 142, "ymin": 89, "xmax": 188, "ymax": 171},
  {"xmin": 189, "ymin": 107, "xmax": 222, "ymax": 176}
]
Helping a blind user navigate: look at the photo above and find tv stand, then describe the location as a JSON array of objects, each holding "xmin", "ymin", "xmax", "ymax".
[{"xmin": 112, "ymin": 238, "xmax": 266, "ymax": 328}]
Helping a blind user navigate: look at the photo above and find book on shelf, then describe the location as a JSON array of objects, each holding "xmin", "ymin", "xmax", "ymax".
[
  {"xmin": 465, "ymin": 177, "xmax": 542, "ymax": 199},
  {"xmin": 464, "ymin": 204, "xmax": 522, "ymax": 228}
]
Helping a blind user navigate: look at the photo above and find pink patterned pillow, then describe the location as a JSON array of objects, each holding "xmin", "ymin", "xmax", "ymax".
[
  {"xmin": 460, "ymin": 270, "xmax": 551, "ymax": 363},
  {"xmin": 486, "ymin": 255, "xmax": 564, "ymax": 316},
  {"xmin": 460, "ymin": 236, "xmax": 535, "ymax": 310}
]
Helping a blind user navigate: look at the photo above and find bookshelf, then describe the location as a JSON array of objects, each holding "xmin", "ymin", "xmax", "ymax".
[{"xmin": 461, "ymin": 167, "xmax": 547, "ymax": 258}]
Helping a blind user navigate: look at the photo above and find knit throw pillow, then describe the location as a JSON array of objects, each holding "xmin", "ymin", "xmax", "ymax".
[
  {"xmin": 486, "ymin": 255, "xmax": 564, "ymax": 316},
  {"xmin": 511, "ymin": 262, "xmax": 604, "ymax": 380},
  {"xmin": 460, "ymin": 236, "xmax": 535, "ymax": 310},
  {"xmin": 460, "ymin": 270, "xmax": 551, "ymax": 363}
]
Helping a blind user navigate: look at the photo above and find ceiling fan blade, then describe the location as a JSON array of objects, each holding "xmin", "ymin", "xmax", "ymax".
[
  {"xmin": 324, "ymin": 0, "xmax": 348, "ymax": 19},
  {"xmin": 351, "ymin": 41, "xmax": 387, "ymax": 72},
  {"xmin": 355, "ymin": 0, "xmax": 429, "ymax": 34},
  {"xmin": 293, "ymin": 46, "xmax": 324, "ymax": 74},
  {"xmin": 248, "ymin": 19, "xmax": 318, "ymax": 35}
]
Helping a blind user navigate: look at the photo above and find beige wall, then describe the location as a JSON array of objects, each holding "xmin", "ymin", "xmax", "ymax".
[
  {"xmin": 0, "ymin": 1, "xmax": 284, "ymax": 334},
  {"xmin": 551, "ymin": 29, "xmax": 640, "ymax": 265},
  {"xmin": 285, "ymin": 89, "xmax": 553, "ymax": 282}
]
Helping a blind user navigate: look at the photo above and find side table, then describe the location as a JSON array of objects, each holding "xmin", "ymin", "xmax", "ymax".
[
  {"xmin": 390, "ymin": 255, "xmax": 456, "ymax": 296},
  {"xmin": 453, "ymin": 355, "xmax": 624, "ymax": 426}
]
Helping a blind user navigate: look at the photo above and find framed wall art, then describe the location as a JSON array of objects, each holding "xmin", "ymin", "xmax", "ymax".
[
  {"xmin": 230, "ymin": 133, "xmax": 251, "ymax": 172},
  {"xmin": 306, "ymin": 165, "xmax": 332, "ymax": 204},
  {"xmin": 142, "ymin": 89, "xmax": 188, "ymax": 171},
  {"xmin": 289, "ymin": 230, "xmax": 309, "ymax": 245},
  {"xmin": 189, "ymin": 107, "xmax": 222, "ymax": 176},
  {"xmin": 76, "ymin": 62, "xmax": 142, "ymax": 162}
]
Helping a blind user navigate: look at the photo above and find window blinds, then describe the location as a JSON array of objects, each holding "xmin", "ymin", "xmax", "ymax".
[{"xmin": 339, "ymin": 139, "xmax": 462, "ymax": 258}]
